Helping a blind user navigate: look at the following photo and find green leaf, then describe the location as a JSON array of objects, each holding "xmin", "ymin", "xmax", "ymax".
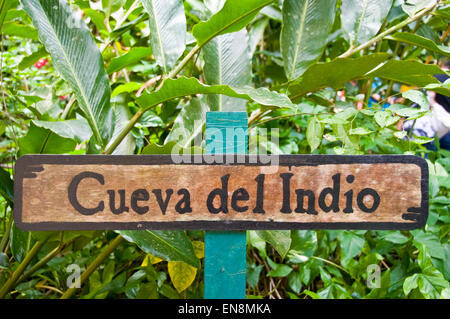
[
  {"xmin": 125, "ymin": 270, "xmax": 146, "ymax": 299},
  {"xmin": 10, "ymin": 223, "xmax": 35, "ymax": 263},
  {"xmin": 281, "ymin": 0, "xmax": 336, "ymax": 79},
  {"xmin": 83, "ymin": 8, "xmax": 107, "ymax": 34},
  {"xmin": 247, "ymin": 264, "xmax": 263, "ymax": 289},
  {"xmin": 18, "ymin": 46, "xmax": 48, "ymax": 70},
  {"xmin": 102, "ymin": 0, "xmax": 125, "ymax": 16},
  {"xmin": 349, "ymin": 127, "xmax": 373, "ymax": 135},
  {"xmin": 165, "ymin": 97, "xmax": 209, "ymax": 148},
  {"xmin": 255, "ymin": 230, "xmax": 291, "ymax": 259},
  {"xmin": 411, "ymin": 136, "xmax": 434, "ymax": 145},
  {"xmin": 441, "ymin": 288, "xmax": 450, "ymax": 299},
  {"xmin": 111, "ymin": 82, "xmax": 142, "ymax": 98},
  {"xmin": 136, "ymin": 281, "xmax": 158, "ymax": 299},
  {"xmin": 142, "ymin": 0, "xmax": 186, "ymax": 73},
  {"xmin": 338, "ymin": 231, "xmax": 365, "ymax": 261},
  {"xmin": 168, "ymin": 261, "xmax": 197, "ymax": 293},
  {"xmin": 118, "ymin": 230, "xmax": 200, "ymax": 268},
  {"xmin": 375, "ymin": 110, "xmax": 397, "ymax": 127},
  {"xmin": 413, "ymin": 231, "xmax": 445, "ymax": 260},
  {"xmin": 341, "ymin": 0, "xmax": 392, "ymax": 45},
  {"xmin": 402, "ymin": 89, "xmax": 429, "ymax": 109},
  {"xmin": 288, "ymin": 53, "xmax": 390, "ymax": 101},
  {"xmin": 0, "ymin": 252, "xmax": 9, "ymax": 269},
  {"xmin": 366, "ymin": 59, "xmax": 445, "ymax": 88},
  {"xmin": 248, "ymin": 18, "xmax": 269, "ymax": 56},
  {"xmin": 18, "ymin": 123, "xmax": 77, "ymax": 156},
  {"xmin": 32, "ymin": 119, "xmax": 93, "ymax": 143},
  {"xmin": 0, "ymin": 167, "xmax": 13, "ymax": 206},
  {"xmin": 387, "ymin": 32, "xmax": 450, "ymax": 57},
  {"xmin": 141, "ymin": 140, "xmax": 200, "ymax": 157},
  {"xmin": 22, "ymin": 0, "xmax": 114, "ymax": 147},
  {"xmin": 192, "ymin": 0, "xmax": 274, "ymax": 46},
  {"xmin": 389, "ymin": 104, "xmax": 427, "ymax": 119},
  {"xmin": 137, "ymin": 76, "xmax": 297, "ymax": 110},
  {"xmin": 107, "ymin": 47, "xmax": 152, "ymax": 74},
  {"xmin": 105, "ymin": 95, "xmax": 136, "ymax": 155},
  {"xmin": 402, "ymin": 0, "xmax": 435, "ymax": 16},
  {"xmin": 0, "ymin": 0, "xmax": 18, "ymax": 28},
  {"xmin": 267, "ymin": 263, "xmax": 292, "ymax": 277},
  {"xmin": 380, "ymin": 232, "xmax": 409, "ymax": 244},
  {"xmin": 290, "ymin": 230, "xmax": 317, "ymax": 257},
  {"xmin": 419, "ymin": 275, "xmax": 448, "ymax": 299},
  {"xmin": 203, "ymin": 29, "xmax": 252, "ymax": 111},
  {"xmin": 260, "ymin": 5, "xmax": 282, "ymax": 21},
  {"xmin": 2, "ymin": 21, "xmax": 38, "ymax": 40},
  {"xmin": 306, "ymin": 116, "xmax": 323, "ymax": 152}
]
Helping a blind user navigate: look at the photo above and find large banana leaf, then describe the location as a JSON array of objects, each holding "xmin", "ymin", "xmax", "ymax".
[
  {"xmin": 165, "ymin": 97, "xmax": 209, "ymax": 148},
  {"xmin": 203, "ymin": 29, "xmax": 252, "ymax": 111},
  {"xmin": 32, "ymin": 119, "xmax": 93, "ymax": 143},
  {"xmin": 141, "ymin": 0, "xmax": 186, "ymax": 73},
  {"xmin": 365, "ymin": 59, "xmax": 446, "ymax": 88},
  {"xmin": 22, "ymin": 0, "xmax": 114, "ymax": 147},
  {"xmin": 192, "ymin": 0, "xmax": 274, "ymax": 47},
  {"xmin": 341, "ymin": 0, "xmax": 392, "ymax": 46},
  {"xmin": 281, "ymin": 0, "xmax": 336, "ymax": 80},
  {"xmin": 386, "ymin": 32, "xmax": 450, "ymax": 57},
  {"xmin": 288, "ymin": 53, "xmax": 390, "ymax": 101},
  {"xmin": 18, "ymin": 122, "xmax": 77, "ymax": 156},
  {"xmin": 248, "ymin": 18, "xmax": 269, "ymax": 56},
  {"xmin": 0, "ymin": 0, "xmax": 18, "ymax": 28},
  {"xmin": 137, "ymin": 76, "xmax": 296, "ymax": 110},
  {"xmin": 105, "ymin": 94, "xmax": 136, "ymax": 155}
]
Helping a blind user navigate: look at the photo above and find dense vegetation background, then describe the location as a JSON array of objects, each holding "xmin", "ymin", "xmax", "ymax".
[{"xmin": 0, "ymin": 0, "xmax": 449, "ymax": 299}]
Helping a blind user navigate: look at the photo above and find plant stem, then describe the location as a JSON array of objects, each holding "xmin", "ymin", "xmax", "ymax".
[
  {"xmin": 104, "ymin": 108, "xmax": 144, "ymax": 154},
  {"xmin": 339, "ymin": 1, "xmax": 438, "ymax": 58},
  {"xmin": 60, "ymin": 95, "xmax": 75, "ymax": 120},
  {"xmin": 0, "ymin": 239, "xmax": 48, "ymax": 299},
  {"xmin": 60, "ymin": 235, "xmax": 124, "ymax": 299},
  {"xmin": 166, "ymin": 45, "xmax": 200, "ymax": 81},
  {"xmin": 15, "ymin": 238, "xmax": 76, "ymax": 286},
  {"xmin": 0, "ymin": 204, "xmax": 11, "ymax": 253}
]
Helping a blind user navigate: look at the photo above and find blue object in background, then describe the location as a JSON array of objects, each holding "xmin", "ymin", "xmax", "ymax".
[{"xmin": 368, "ymin": 77, "xmax": 390, "ymax": 110}]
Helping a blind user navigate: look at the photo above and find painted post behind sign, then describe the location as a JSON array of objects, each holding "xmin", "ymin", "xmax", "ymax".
[{"xmin": 204, "ymin": 112, "xmax": 247, "ymax": 299}]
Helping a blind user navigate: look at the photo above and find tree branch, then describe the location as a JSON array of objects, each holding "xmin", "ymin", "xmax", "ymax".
[{"xmin": 339, "ymin": 1, "xmax": 438, "ymax": 58}]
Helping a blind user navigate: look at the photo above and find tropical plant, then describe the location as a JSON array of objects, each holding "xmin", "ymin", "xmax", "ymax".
[{"xmin": 0, "ymin": 0, "xmax": 449, "ymax": 299}]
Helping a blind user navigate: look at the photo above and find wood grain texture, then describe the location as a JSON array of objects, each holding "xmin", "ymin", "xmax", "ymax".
[{"xmin": 14, "ymin": 154, "xmax": 428, "ymax": 230}]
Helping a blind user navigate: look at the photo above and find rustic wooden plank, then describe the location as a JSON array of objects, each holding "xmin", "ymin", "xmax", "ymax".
[
  {"xmin": 14, "ymin": 154, "xmax": 428, "ymax": 231},
  {"xmin": 204, "ymin": 111, "xmax": 247, "ymax": 299}
]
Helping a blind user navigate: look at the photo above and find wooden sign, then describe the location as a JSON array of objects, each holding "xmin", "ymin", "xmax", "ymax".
[{"xmin": 14, "ymin": 154, "xmax": 428, "ymax": 231}]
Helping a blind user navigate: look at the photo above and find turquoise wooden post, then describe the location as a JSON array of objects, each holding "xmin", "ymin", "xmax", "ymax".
[{"xmin": 204, "ymin": 111, "xmax": 247, "ymax": 299}]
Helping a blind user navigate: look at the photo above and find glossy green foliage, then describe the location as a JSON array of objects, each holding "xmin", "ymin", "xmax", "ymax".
[
  {"xmin": 22, "ymin": 0, "xmax": 113, "ymax": 147},
  {"xmin": 0, "ymin": 0, "xmax": 448, "ymax": 300},
  {"xmin": 141, "ymin": 0, "xmax": 186, "ymax": 73},
  {"xmin": 281, "ymin": 0, "xmax": 336, "ymax": 79},
  {"xmin": 341, "ymin": 0, "xmax": 392, "ymax": 45}
]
